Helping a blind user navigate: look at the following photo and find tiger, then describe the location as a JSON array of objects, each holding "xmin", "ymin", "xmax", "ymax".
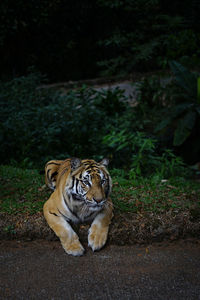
[{"xmin": 43, "ymin": 157, "xmax": 113, "ymax": 256}]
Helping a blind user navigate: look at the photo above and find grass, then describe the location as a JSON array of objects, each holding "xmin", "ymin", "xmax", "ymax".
[
  {"xmin": 111, "ymin": 172, "xmax": 200, "ymax": 213},
  {"xmin": 0, "ymin": 165, "xmax": 199, "ymax": 215},
  {"xmin": 0, "ymin": 165, "xmax": 51, "ymax": 215}
]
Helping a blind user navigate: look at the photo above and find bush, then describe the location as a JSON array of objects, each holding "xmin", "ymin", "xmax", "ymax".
[
  {"xmin": 129, "ymin": 61, "xmax": 200, "ymax": 164},
  {"xmin": 0, "ymin": 71, "xmax": 196, "ymax": 178},
  {"xmin": 103, "ymin": 129, "xmax": 189, "ymax": 180},
  {"xmin": 155, "ymin": 61, "xmax": 200, "ymax": 163},
  {"xmin": 0, "ymin": 73, "xmax": 128, "ymax": 168}
]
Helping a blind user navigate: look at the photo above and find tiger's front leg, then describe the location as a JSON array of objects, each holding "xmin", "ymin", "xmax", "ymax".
[
  {"xmin": 43, "ymin": 200, "xmax": 84, "ymax": 256},
  {"xmin": 88, "ymin": 208, "xmax": 113, "ymax": 252}
]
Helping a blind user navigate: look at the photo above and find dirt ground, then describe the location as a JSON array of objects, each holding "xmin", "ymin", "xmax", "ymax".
[
  {"xmin": 1, "ymin": 239, "xmax": 200, "ymax": 300},
  {"xmin": 1, "ymin": 180, "xmax": 200, "ymax": 299},
  {"xmin": 1, "ymin": 209, "xmax": 200, "ymax": 245}
]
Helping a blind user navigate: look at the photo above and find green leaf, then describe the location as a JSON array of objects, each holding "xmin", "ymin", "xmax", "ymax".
[
  {"xmin": 155, "ymin": 102, "xmax": 193, "ymax": 133},
  {"xmin": 154, "ymin": 117, "xmax": 172, "ymax": 132},
  {"xmin": 116, "ymin": 141, "xmax": 129, "ymax": 151},
  {"xmin": 173, "ymin": 111, "xmax": 196, "ymax": 146},
  {"xmin": 169, "ymin": 61, "xmax": 197, "ymax": 99}
]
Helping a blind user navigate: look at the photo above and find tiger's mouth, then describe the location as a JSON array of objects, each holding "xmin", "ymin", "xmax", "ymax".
[{"xmin": 87, "ymin": 199, "xmax": 106, "ymax": 208}]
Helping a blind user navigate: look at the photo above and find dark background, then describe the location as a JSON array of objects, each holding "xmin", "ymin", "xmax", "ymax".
[
  {"xmin": 0, "ymin": 0, "xmax": 200, "ymax": 169},
  {"xmin": 1, "ymin": 0, "xmax": 200, "ymax": 82}
]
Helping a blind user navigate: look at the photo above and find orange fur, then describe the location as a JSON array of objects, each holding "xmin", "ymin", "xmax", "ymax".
[{"xmin": 43, "ymin": 158, "xmax": 113, "ymax": 256}]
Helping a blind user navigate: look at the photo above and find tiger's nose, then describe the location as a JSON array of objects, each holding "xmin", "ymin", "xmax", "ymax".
[{"xmin": 93, "ymin": 197, "xmax": 103, "ymax": 203}]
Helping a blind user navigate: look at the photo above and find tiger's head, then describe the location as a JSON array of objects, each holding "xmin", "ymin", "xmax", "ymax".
[
  {"xmin": 67, "ymin": 158, "xmax": 112, "ymax": 210},
  {"xmin": 45, "ymin": 157, "xmax": 112, "ymax": 211}
]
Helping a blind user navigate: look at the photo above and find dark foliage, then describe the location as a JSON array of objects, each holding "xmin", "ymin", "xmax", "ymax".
[
  {"xmin": 155, "ymin": 61, "xmax": 200, "ymax": 164},
  {"xmin": 0, "ymin": 73, "xmax": 128, "ymax": 168},
  {"xmin": 0, "ymin": 0, "xmax": 200, "ymax": 81},
  {"xmin": 1, "ymin": 62, "xmax": 198, "ymax": 175}
]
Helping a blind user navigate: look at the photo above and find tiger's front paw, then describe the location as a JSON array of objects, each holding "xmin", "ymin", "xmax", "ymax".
[
  {"xmin": 88, "ymin": 224, "xmax": 108, "ymax": 252},
  {"xmin": 62, "ymin": 240, "xmax": 85, "ymax": 256}
]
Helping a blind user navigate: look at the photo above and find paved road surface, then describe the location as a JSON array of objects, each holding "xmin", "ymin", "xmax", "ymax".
[{"xmin": 1, "ymin": 240, "xmax": 200, "ymax": 300}]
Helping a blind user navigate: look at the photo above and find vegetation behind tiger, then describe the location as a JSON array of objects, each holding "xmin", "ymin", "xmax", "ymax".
[
  {"xmin": 0, "ymin": 61, "xmax": 200, "ymax": 174},
  {"xmin": 0, "ymin": 63, "xmax": 199, "ymax": 222}
]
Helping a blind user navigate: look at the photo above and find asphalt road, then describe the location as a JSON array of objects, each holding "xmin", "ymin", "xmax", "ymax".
[{"xmin": 0, "ymin": 239, "xmax": 200, "ymax": 300}]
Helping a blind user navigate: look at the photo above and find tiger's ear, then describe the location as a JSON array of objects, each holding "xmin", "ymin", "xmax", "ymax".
[
  {"xmin": 71, "ymin": 157, "xmax": 82, "ymax": 171},
  {"xmin": 100, "ymin": 158, "xmax": 109, "ymax": 167}
]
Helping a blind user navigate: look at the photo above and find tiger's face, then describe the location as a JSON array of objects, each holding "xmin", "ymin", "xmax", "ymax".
[{"xmin": 67, "ymin": 158, "xmax": 112, "ymax": 211}]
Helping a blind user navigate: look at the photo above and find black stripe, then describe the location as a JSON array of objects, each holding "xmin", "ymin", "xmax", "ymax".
[
  {"xmin": 62, "ymin": 192, "xmax": 78, "ymax": 219},
  {"xmin": 57, "ymin": 208, "xmax": 70, "ymax": 222},
  {"xmin": 49, "ymin": 211, "xmax": 58, "ymax": 217},
  {"xmin": 47, "ymin": 169, "xmax": 51, "ymax": 180},
  {"xmin": 60, "ymin": 167, "xmax": 69, "ymax": 177},
  {"xmin": 105, "ymin": 175, "xmax": 110, "ymax": 198},
  {"xmin": 46, "ymin": 162, "xmax": 61, "ymax": 167},
  {"xmin": 87, "ymin": 210, "xmax": 97, "ymax": 218},
  {"xmin": 51, "ymin": 171, "xmax": 58, "ymax": 180},
  {"xmin": 85, "ymin": 164, "xmax": 97, "ymax": 170},
  {"xmin": 83, "ymin": 160, "xmax": 93, "ymax": 164},
  {"xmin": 71, "ymin": 176, "xmax": 75, "ymax": 189},
  {"xmin": 76, "ymin": 178, "xmax": 79, "ymax": 194}
]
